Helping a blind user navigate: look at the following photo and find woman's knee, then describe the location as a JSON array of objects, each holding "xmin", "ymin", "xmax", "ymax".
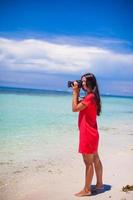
[
  {"xmin": 94, "ymin": 153, "xmax": 100, "ymax": 163},
  {"xmin": 82, "ymin": 154, "xmax": 94, "ymax": 166}
]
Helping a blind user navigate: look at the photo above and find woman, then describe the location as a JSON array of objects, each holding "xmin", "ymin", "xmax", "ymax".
[{"xmin": 72, "ymin": 73, "xmax": 103, "ymax": 197}]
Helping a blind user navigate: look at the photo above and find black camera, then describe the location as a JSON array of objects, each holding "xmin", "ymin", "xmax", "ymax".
[{"xmin": 67, "ymin": 80, "xmax": 82, "ymax": 88}]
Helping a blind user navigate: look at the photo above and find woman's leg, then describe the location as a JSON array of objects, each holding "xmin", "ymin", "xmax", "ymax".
[
  {"xmin": 75, "ymin": 154, "xmax": 94, "ymax": 197},
  {"xmin": 94, "ymin": 153, "xmax": 103, "ymax": 188},
  {"xmin": 83, "ymin": 154, "xmax": 94, "ymax": 191}
]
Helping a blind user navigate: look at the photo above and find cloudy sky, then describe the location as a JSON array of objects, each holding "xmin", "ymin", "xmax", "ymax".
[{"xmin": 0, "ymin": 0, "xmax": 133, "ymax": 96}]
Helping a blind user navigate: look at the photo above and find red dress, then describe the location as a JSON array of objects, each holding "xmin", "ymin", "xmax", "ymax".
[{"xmin": 78, "ymin": 93, "xmax": 99, "ymax": 154}]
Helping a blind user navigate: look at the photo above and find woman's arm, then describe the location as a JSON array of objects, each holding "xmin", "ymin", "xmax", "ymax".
[{"xmin": 72, "ymin": 82, "xmax": 87, "ymax": 112}]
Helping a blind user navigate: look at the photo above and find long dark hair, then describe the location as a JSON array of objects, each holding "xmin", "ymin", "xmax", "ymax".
[{"xmin": 81, "ymin": 73, "xmax": 101, "ymax": 116}]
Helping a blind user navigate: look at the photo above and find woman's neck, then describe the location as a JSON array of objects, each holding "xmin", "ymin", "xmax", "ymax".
[{"xmin": 86, "ymin": 88, "xmax": 92, "ymax": 94}]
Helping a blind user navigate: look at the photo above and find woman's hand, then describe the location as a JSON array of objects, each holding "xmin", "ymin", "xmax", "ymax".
[{"xmin": 72, "ymin": 81, "xmax": 80, "ymax": 94}]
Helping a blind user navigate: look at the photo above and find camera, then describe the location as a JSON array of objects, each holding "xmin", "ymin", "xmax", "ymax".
[{"xmin": 67, "ymin": 80, "xmax": 82, "ymax": 88}]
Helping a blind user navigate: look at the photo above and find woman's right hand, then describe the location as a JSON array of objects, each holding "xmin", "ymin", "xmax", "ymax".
[{"xmin": 72, "ymin": 81, "xmax": 80, "ymax": 94}]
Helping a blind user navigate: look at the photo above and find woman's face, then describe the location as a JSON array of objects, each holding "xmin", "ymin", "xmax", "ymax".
[{"xmin": 81, "ymin": 76, "xmax": 88, "ymax": 91}]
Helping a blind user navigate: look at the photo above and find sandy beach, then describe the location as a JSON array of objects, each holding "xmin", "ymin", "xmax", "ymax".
[{"xmin": 0, "ymin": 130, "xmax": 133, "ymax": 200}]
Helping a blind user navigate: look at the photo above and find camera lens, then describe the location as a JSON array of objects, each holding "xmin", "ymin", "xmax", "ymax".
[
  {"xmin": 67, "ymin": 81, "xmax": 74, "ymax": 88},
  {"xmin": 67, "ymin": 80, "xmax": 82, "ymax": 88}
]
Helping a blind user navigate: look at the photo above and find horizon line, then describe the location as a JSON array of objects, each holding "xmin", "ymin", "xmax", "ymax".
[{"xmin": 0, "ymin": 85, "xmax": 133, "ymax": 99}]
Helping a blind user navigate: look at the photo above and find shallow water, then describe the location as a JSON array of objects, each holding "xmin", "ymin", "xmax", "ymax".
[{"xmin": 0, "ymin": 89, "xmax": 133, "ymax": 163}]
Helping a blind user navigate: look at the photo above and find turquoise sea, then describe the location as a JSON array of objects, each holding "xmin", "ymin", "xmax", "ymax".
[{"xmin": 0, "ymin": 87, "xmax": 133, "ymax": 164}]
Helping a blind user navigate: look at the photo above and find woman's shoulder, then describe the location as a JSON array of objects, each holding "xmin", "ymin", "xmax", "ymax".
[
  {"xmin": 86, "ymin": 92, "xmax": 95, "ymax": 99},
  {"xmin": 81, "ymin": 92, "xmax": 95, "ymax": 106}
]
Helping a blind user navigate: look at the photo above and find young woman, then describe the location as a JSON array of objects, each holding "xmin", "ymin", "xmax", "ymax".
[{"xmin": 72, "ymin": 73, "xmax": 103, "ymax": 197}]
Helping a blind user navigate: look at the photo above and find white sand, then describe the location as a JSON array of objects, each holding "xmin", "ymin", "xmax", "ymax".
[{"xmin": 0, "ymin": 132, "xmax": 133, "ymax": 200}]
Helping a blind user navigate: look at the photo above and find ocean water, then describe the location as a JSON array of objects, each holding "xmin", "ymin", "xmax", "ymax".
[{"xmin": 0, "ymin": 87, "xmax": 133, "ymax": 163}]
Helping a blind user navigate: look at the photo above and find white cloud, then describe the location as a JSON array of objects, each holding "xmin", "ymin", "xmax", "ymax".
[{"xmin": 0, "ymin": 37, "xmax": 133, "ymax": 79}]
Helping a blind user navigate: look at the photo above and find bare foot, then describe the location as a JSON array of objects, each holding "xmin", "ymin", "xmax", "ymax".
[{"xmin": 75, "ymin": 189, "xmax": 91, "ymax": 197}]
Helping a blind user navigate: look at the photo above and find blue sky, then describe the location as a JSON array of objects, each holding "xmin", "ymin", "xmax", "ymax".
[{"xmin": 0, "ymin": 0, "xmax": 133, "ymax": 96}]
